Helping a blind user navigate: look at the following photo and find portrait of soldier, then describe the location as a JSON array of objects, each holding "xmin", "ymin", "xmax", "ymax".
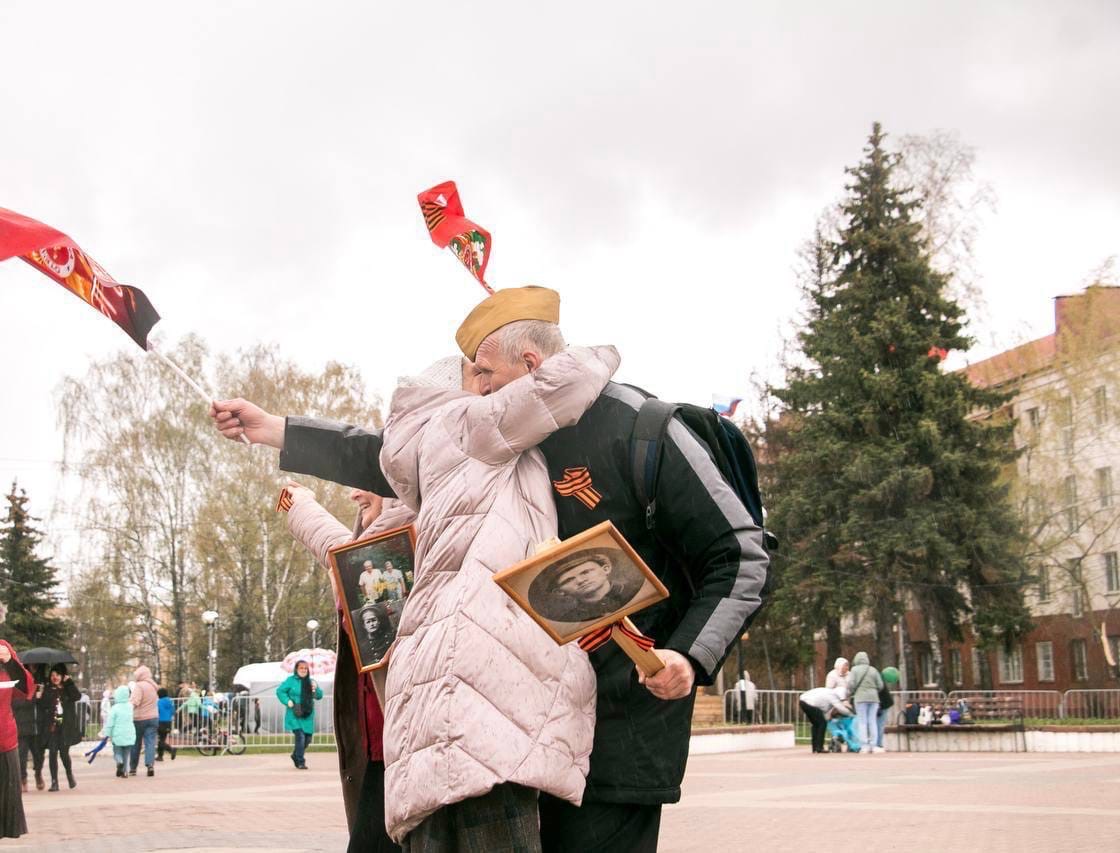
[
  {"xmin": 351, "ymin": 601, "xmax": 399, "ymax": 666},
  {"xmin": 527, "ymin": 547, "xmax": 645, "ymax": 624}
]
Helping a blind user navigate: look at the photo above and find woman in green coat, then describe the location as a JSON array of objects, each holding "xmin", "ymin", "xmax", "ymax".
[{"xmin": 275, "ymin": 660, "xmax": 322, "ymax": 770}]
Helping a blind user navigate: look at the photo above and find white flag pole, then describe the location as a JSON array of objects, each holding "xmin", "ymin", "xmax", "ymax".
[{"xmin": 148, "ymin": 342, "xmax": 251, "ymax": 445}]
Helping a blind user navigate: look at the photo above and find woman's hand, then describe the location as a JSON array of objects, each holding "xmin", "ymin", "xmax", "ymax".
[
  {"xmin": 310, "ymin": 679, "xmax": 317, "ymax": 691},
  {"xmin": 0, "ymin": 645, "xmax": 10, "ymax": 663},
  {"xmin": 287, "ymin": 700, "xmax": 294, "ymax": 708},
  {"xmin": 284, "ymin": 481, "xmax": 315, "ymax": 506}
]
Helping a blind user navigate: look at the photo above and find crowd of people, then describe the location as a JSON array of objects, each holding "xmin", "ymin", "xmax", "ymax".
[{"xmin": 210, "ymin": 284, "xmax": 770, "ymax": 852}]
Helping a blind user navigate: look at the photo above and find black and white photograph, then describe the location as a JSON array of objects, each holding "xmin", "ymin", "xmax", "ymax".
[
  {"xmin": 328, "ymin": 525, "xmax": 416, "ymax": 671},
  {"xmin": 494, "ymin": 521, "xmax": 668, "ymax": 645}
]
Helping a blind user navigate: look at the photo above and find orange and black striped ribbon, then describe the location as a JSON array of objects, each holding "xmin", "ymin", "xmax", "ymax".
[{"xmin": 577, "ymin": 620, "xmax": 656, "ymax": 653}]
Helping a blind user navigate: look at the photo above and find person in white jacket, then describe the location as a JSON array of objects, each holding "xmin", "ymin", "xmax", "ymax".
[
  {"xmin": 379, "ymin": 346, "xmax": 618, "ymax": 850},
  {"xmin": 798, "ymin": 686, "xmax": 852, "ymax": 754}
]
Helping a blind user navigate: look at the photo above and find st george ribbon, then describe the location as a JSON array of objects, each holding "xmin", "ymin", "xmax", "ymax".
[{"xmin": 0, "ymin": 207, "xmax": 160, "ymax": 348}]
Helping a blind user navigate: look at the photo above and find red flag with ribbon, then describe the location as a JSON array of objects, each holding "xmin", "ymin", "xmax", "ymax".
[
  {"xmin": 0, "ymin": 207, "xmax": 160, "ymax": 349},
  {"xmin": 417, "ymin": 181, "xmax": 493, "ymax": 294}
]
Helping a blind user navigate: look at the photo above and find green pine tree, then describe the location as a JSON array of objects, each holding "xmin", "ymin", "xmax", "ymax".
[
  {"xmin": 0, "ymin": 481, "xmax": 68, "ymax": 649},
  {"xmin": 767, "ymin": 124, "xmax": 1031, "ymax": 677}
]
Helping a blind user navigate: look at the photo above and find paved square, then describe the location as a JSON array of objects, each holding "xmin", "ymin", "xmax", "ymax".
[{"xmin": 11, "ymin": 748, "xmax": 1119, "ymax": 851}]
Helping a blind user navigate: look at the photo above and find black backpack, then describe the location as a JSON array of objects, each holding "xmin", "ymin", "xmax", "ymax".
[{"xmin": 629, "ymin": 398, "xmax": 777, "ymax": 552}]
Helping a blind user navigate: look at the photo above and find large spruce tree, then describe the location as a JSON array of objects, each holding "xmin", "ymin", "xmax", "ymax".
[
  {"xmin": 0, "ymin": 481, "xmax": 68, "ymax": 649},
  {"xmin": 767, "ymin": 124, "xmax": 1030, "ymax": 676}
]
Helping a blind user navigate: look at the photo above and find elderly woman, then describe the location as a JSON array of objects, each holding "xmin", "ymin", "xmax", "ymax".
[
  {"xmin": 285, "ymin": 481, "xmax": 416, "ymax": 853},
  {"xmin": 0, "ymin": 640, "xmax": 34, "ymax": 837},
  {"xmin": 379, "ymin": 346, "xmax": 617, "ymax": 849}
]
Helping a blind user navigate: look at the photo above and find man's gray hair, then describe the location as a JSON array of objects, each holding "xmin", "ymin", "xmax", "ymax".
[{"xmin": 495, "ymin": 319, "xmax": 565, "ymax": 363}]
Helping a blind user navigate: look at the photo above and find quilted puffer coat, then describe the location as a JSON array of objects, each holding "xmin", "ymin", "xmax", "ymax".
[{"xmin": 379, "ymin": 345, "xmax": 618, "ymax": 842}]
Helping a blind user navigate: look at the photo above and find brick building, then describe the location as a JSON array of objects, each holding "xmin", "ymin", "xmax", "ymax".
[{"xmin": 802, "ymin": 286, "xmax": 1120, "ymax": 698}]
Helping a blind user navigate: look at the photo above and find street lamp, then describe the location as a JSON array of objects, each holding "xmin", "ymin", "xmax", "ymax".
[
  {"xmin": 307, "ymin": 619, "xmax": 320, "ymax": 673},
  {"xmin": 201, "ymin": 610, "xmax": 219, "ymax": 694},
  {"xmin": 79, "ymin": 645, "xmax": 88, "ymax": 692}
]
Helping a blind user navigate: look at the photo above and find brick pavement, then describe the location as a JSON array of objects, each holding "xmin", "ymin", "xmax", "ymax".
[{"xmin": 11, "ymin": 748, "xmax": 1120, "ymax": 851}]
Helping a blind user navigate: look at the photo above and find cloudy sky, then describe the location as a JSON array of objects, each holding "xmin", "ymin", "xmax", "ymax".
[{"xmin": 2, "ymin": 1, "xmax": 1118, "ymax": 558}]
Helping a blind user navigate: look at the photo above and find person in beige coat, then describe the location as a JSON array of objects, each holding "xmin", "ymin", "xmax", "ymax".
[
  {"xmin": 285, "ymin": 484, "xmax": 414, "ymax": 853},
  {"xmin": 379, "ymin": 345, "xmax": 618, "ymax": 850}
]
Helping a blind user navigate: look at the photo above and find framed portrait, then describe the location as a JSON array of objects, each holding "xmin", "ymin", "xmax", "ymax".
[
  {"xmin": 328, "ymin": 524, "xmax": 416, "ymax": 673},
  {"xmin": 493, "ymin": 521, "xmax": 669, "ymax": 645}
]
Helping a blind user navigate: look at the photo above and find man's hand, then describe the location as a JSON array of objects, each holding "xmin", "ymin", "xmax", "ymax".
[
  {"xmin": 209, "ymin": 398, "xmax": 285, "ymax": 448},
  {"xmin": 638, "ymin": 649, "xmax": 696, "ymax": 701}
]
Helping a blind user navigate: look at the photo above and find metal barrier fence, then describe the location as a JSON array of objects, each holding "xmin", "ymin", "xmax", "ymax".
[
  {"xmin": 722, "ymin": 688, "xmax": 1120, "ymax": 731},
  {"xmin": 81, "ymin": 695, "xmax": 337, "ymax": 753}
]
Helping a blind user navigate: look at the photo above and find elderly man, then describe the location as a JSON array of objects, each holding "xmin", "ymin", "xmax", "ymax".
[{"xmin": 209, "ymin": 286, "xmax": 769, "ymax": 852}]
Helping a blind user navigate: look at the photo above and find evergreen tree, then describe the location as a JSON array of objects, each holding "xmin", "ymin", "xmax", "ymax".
[
  {"xmin": 0, "ymin": 481, "xmax": 68, "ymax": 649},
  {"xmin": 767, "ymin": 124, "xmax": 1031, "ymax": 677}
]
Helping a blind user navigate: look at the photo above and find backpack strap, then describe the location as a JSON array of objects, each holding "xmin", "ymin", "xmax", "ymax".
[{"xmin": 630, "ymin": 398, "xmax": 680, "ymax": 530}]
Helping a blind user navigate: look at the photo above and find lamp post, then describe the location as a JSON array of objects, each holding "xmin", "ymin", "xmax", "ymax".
[
  {"xmin": 79, "ymin": 645, "xmax": 88, "ymax": 693},
  {"xmin": 201, "ymin": 610, "xmax": 219, "ymax": 694},
  {"xmin": 307, "ymin": 619, "xmax": 320, "ymax": 674}
]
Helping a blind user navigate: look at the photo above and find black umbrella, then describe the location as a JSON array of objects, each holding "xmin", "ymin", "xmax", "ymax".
[{"xmin": 19, "ymin": 647, "xmax": 79, "ymax": 667}]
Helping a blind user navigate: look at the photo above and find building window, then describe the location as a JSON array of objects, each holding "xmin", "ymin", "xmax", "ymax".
[
  {"xmin": 919, "ymin": 651, "xmax": 936, "ymax": 687},
  {"xmin": 997, "ymin": 645, "xmax": 1024, "ymax": 684},
  {"xmin": 1063, "ymin": 476, "xmax": 1079, "ymax": 534},
  {"xmin": 1036, "ymin": 641, "xmax": 1055, "ymax": 682},
  {"xmin": 1071, "ymin": 639, "xmax": 1089, "ymax": 682},
  {"xmin": 1095, "ymin": 386, "xmax": 1108, "ymax": 426},
  {"xmin": 950, "ymin": 648, "xmax": 963, "ymax": 686},
  {"xmin": 971, "ymin": 647, "xmax": 983, "ymax": 686},
  {"xmin": 1070, "ymin": 558, "xmax": 1084, "ymax": 617},
  {"xmin": 1054, "ymin": 397, "xmax": 1074, "ymax": 457},
  {"xmin": 1107, "ymin": 553, "xmax": 1120, "ymax": 594},
  {"xmin": 1038, "ymin": 565, "xmax": 1051, "ymax": 602},
  {"xmin": 1027, "ymin": 406, "xmax": 1041, "ymax": 438},
  {"xmin": 1097, "ymin": 467, "xmax": 1114, "ymax": 509}
]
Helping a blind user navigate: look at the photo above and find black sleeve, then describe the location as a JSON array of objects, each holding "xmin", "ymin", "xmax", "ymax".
[
  {"xmin": 278, "ymin": 417, "xmax": 396, "ymax": 497},
  {"xmin": 63, "ymin": 679, "xmax": 81, "ymax": 702},
  {"xmin": 654, "ymin": 418, "xmax": 769, "ymax": 684}
]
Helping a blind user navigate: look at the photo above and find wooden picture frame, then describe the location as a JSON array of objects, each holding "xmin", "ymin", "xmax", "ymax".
[
  {"xmin": 328, "ymin": 524, "xmax": 417, "ymax": 673},
  {"xmin": 493, "ymin": 521, "xmax": 669, "ymax": 645}
]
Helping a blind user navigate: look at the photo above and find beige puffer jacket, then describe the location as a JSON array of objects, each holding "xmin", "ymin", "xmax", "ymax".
[{"xmin": 379, "ymin": 345, "xmax": 619, "ymax": 842}]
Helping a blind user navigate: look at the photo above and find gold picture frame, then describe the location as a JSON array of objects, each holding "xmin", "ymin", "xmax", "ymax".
[
  {"xmin": 328, "ymin": 524, "xmax": 416, "ymax": 673},
  {"xmin": 492, "ymin": 521, "xmax": 669, "ymax": 646}
]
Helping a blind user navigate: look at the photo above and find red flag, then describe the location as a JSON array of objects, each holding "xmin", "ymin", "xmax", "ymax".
[
  {"xmin": 417, "ymin": 181, "xmax": 493, "ymax": 293},
  {"xmin": 0, "ymin": 207, "xmax": 160, "ymax": 349}
]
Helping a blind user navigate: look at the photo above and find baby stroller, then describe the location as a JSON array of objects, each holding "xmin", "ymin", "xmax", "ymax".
[{"xmin": 827, "ymin": 714, "xmax": 861, "ymax": 752}]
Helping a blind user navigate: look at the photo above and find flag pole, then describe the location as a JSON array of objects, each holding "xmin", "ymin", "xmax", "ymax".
[{"xmin": 148, "ymin": 342, "xmax": 251, "ymax": 445}]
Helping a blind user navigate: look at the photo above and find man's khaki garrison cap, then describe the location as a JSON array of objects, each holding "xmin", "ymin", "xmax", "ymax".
[{"xmin": 455, "ymin": 285, "xmax": 561, "ymax": 360}]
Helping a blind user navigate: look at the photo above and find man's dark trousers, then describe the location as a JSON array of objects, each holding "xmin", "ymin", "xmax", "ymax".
[{"xmin": 539, "ymin": 795, "xmax": 661, "ymax": 853}]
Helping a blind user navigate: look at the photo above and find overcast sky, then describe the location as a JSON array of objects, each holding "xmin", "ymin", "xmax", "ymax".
[{"xmin": 2, "ymin": 1, "xmax": 1118, "ymax": 565}]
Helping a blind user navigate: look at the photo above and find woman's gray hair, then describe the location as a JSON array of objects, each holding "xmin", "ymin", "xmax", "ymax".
[{"xmin": 496, "ymin": 319, "xmax": 565, "ymax": 363}]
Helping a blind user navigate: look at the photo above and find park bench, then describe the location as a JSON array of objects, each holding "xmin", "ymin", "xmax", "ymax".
[{"xmin": 890, "ymin": 695, "xmax": 1027, "ymax": 752}]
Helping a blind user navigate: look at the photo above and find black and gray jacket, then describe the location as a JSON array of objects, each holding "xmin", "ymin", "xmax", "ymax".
[{"xmin": 279, "ymin": 381, "xmax": 769, "ymax": 805}]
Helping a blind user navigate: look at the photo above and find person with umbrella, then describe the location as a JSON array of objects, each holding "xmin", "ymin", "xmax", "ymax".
[
  {"xmin": 0, "ymin": 639, "xmax": 35, "ymax": 838},
  {"xmin": 37, "ymin": 664, "xmax": 81, "ymax": 790}
]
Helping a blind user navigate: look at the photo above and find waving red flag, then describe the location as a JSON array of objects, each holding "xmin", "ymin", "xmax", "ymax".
[
  {"xmin": 417, "ymin": 181, "xmax": 493, "ymax": 293},
  {"xmin": 0, "ymin": 207, "xmax": 160, "ymax": 349}
]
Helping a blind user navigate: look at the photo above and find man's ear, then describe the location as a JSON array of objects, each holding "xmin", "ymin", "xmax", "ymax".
[{"xmin": 523, "ymin": 351, "xmax": 543, "ymax": 372}]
